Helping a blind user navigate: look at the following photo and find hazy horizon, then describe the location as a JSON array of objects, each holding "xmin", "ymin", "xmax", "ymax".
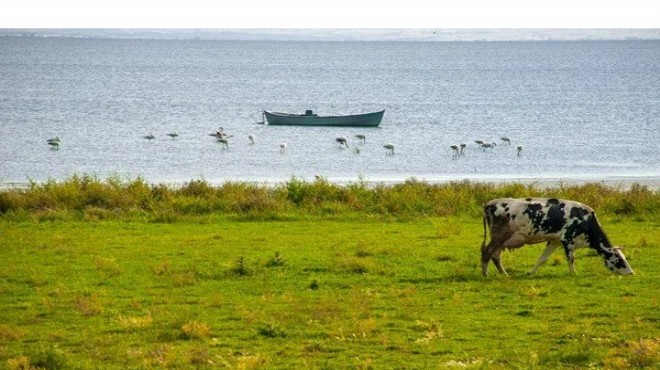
[{"xmin": 2, "ymin": 28, "xmax": 659, "ymax": 42}]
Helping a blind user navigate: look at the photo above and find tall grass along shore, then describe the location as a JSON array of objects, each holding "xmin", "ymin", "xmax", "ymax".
[
  {"xmin": 0, "ymin": 175, "xmax": 657, "ymax": 221},
  {"xmin": 1, "ymin": 176, "xmax": 658, "ymax": 369}
]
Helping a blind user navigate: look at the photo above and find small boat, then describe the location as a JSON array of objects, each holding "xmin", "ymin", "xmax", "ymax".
[{"xmin": 262, "ymin": 109, "xmax": 384, "ymax": 127}]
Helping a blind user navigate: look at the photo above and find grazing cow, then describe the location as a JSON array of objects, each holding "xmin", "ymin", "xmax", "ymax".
[{"xmin": 481, "ymin": 198, "xmax": 634, "ymax": 276}]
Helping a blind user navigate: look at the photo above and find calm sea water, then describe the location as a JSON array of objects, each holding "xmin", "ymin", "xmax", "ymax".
[{"xmin": 1, "ymin": 37, "xmax": 659, "ymax": 186}]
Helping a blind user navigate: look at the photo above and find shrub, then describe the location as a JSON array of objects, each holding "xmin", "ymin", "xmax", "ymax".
[
  {"xmin": 232, "ymin": 256, "xmax": 251, "ymax": 276},
  {"xmin": 178, "ymin": 179, "xmax": 215, "ymax": 198},
  {"xmin": 265, "ymin": 251, "xmax": 286, "ymax": 267}
]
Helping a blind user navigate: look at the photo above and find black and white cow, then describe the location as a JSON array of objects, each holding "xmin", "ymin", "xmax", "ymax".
[{"xmin": 481, "ymin": 198, "xmax": 634, "ymax": 276}]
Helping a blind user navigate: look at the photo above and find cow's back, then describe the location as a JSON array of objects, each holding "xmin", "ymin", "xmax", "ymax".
[{"xmin": 484, "ymin": 198, "xmax": 595, "ymax": 243}]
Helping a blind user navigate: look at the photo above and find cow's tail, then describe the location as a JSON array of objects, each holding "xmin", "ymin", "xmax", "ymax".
[{"xmin": 481, "ymin": 205, "xmax": 490, "ymax": 253}]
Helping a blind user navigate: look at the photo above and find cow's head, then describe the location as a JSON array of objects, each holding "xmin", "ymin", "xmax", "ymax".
[{"xmin": 604, "ymin": 247, "xmax": 634, "ymax": 275}]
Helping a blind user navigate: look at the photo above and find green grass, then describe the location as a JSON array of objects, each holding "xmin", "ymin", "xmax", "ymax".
[
  {"xmin": 0, "ymin": 178, "xmax": 658, "ymax": 369},
  {"xmin": 1, "ymin": 216, "xmax": 658, "ymax": 369}
]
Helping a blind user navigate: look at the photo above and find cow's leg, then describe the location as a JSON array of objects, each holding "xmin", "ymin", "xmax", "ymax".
[
  {"xmin": 481, "ymin": 242, "xmax": 494, "ymax": 276},
  {"xmin": 481, "ymin": 241, "xmax": 502, "ymax": 276},
  {"xmin": 485, "ymin": 233, "xmax": 525, "ymax": 275},
  {"xmin": 561, "ymin": 240, "xmax": 576, "ymax": 274},
  {"xmin": 491, "ymin": 248, "xmax": 507, "ymax": 275},
  {"xmin": 484, "ymin": 236, "xmax": 524, "ymax": 276},
  {"xmin": 529, "ymin": 241, "xmax": 561, "ymax": 274}
]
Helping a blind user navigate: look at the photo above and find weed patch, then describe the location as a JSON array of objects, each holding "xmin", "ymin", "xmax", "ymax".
[
  {"xmin": 256, "ymin": 322, "xmax": 286, "ymax": 338},
  {"xmin": 94, "ymin": 256, "xmax": 122, "ymax": 277},
  {"xmin": 74, "ymin": 294, "xmax": 102, "ymax": 316},
  {"xmin": 171, "ymin": 271, "xmax": 198, "ymax": 287},
  {"xmin": 151, "ymin": 260, "xmax": 170, "ymax": 276},
  {"xmin": 338, "ymin": 258, "xmax": 370, "ymax": 274},
  {"xmin": 117, "ymin": 314, "xmax": 153, "ymax": 331},
  {"xmin": 0, "ymin": 325, "xmax": 25, "ymax": 342},
  {"xmin": 22, "ymin": 345, "xmax": 69, "ymax": 370},
  {"xmin": 604, "ymin": 338, "xmax": 660, "ymax": 369},
  {"xmin": 181, "ymin": 321, "xmax": 211, "ymax": 340}
]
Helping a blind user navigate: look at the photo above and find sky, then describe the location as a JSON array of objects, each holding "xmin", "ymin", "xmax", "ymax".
[{"xmin": 1, "ymin": 0, "xmax": 659, "ymax": 29}]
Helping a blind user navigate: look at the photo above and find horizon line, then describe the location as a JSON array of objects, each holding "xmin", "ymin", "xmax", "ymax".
[{"xmin": 2, "ymin": 28, "xmax": 660, "ymax": 42}]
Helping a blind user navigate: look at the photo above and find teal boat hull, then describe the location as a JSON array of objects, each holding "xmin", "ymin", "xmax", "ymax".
[{"xmin": 263, "ymin": 110, "xmax": 384, "ymax": 127}]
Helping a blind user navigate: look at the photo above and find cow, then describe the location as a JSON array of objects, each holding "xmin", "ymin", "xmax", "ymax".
[{"xmin": 481, "ymin": 198, "xmax": 634, "ymax": 276}]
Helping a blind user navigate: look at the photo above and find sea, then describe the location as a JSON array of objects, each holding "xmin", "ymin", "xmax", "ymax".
[{"xmin": 1, "ymin": 37, "xmax": 659, "ymax": 187}]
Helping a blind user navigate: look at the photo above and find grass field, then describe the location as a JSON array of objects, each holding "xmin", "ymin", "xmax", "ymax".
[{"xmin": 0, "ymin": 178, "xmax": 658, "ymax": 369}]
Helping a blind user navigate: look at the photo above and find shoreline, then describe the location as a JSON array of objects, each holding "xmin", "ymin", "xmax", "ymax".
[{"xmin": 2, "ymin": 174, "xmax": 659, "ymax": 190}]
